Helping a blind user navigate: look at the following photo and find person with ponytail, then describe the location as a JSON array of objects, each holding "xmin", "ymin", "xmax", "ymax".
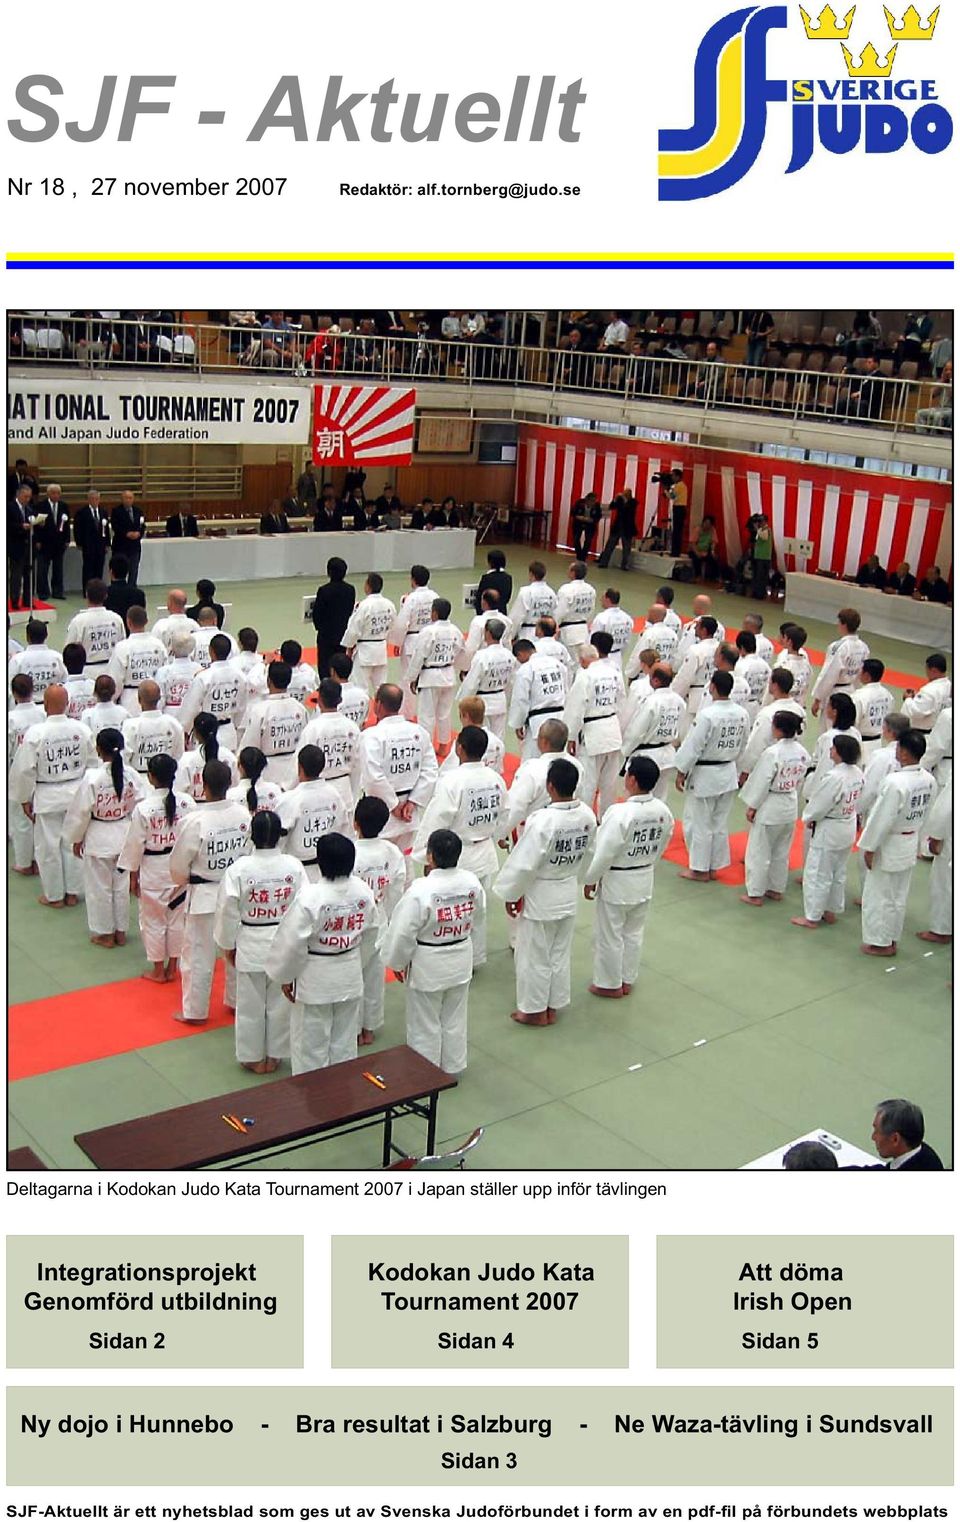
[
  {"xmin": 215, "ymin": 809, "xmax": 307, "ymax": 1073},
  {"xmin": 228, "ymin": 745, "xmax": 285, "ymax": 817},
  {"xmin": 117, "ymin": 751, "xmax": 196, "ymax": 982},
  {"xmin": 64, "ymin": 727, "xmax": 144, "ymax": 948},
  {"xmin": 175, "ymin": 709, "xmax": 239, "ymax": 800}
]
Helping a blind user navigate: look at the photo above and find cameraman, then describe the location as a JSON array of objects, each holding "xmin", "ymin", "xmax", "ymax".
[{"xmin": 668, "ymin": 468, "xmax": 688, "ymax": 557}]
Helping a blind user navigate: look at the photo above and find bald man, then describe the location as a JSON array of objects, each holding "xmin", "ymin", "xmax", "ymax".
[
  {"xmin": 625, "ymin": 604, "xmax": 679, "ymax": 679},
  {"xmin": 122, "ymin": 681, "xmax": 185, "ymax": 773},
  {"xmin": 152, "ymin": 590, "xmax": 200, "ymax": 652},
  {"xmin": 10, "ymin": 684, "xmax": 95, "ymax": 907},
  {"xmin": 107, "ymin": 605, "xmax": 167, "ymax": 716},
  {"xmin": 674, "ymin": 594, "xmax": 726, "ymax": 668}
]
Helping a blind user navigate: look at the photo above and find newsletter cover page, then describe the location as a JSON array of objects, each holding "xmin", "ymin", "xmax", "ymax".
[{"xmin": 2, "ymin": 2, "xmax": 955, "ymax": 1521}]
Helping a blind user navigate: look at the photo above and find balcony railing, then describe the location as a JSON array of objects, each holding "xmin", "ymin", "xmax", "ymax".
[{"xmin": 8, "ymin": 315, "xmax": 952, "ymax": 439}]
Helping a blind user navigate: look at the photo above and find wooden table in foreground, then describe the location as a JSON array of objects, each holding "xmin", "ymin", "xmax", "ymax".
[
  {"xmin": 7, "ymin": 1147, "xmax": 48, "ymax": 1171},
  {"xmin": 75, "ymin": 1046, "xmax": 457, "ymax": 1171}
]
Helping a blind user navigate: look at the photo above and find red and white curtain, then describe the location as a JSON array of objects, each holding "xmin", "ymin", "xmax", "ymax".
[{"xmin": 516, "ymin": 423, "xmax": 953, "ymax": 580}]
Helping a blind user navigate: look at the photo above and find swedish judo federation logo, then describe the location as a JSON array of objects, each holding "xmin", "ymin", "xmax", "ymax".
[{"xmin": 658, "ymin": 3, "xmax": 952, "ymax": 198}]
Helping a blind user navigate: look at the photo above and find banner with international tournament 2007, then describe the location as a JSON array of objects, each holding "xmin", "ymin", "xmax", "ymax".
[
  {"xmin": 312, "ymin": 385, "xmax": 416, "ymax": 467},
  {"xmin": 7, "ymin": 376, "xmax": 311, "ymax": 445}
]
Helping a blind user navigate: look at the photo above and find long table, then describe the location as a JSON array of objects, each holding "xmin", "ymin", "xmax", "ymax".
[
  {"xmin": 741, "ymin": 1128, "xmax": 876, "ymax": 1169},
  {"xmin": 74, "ymin": 1046, "xmax": 457, "ymax": 1170},
  {"xmin": 785, "ymin": 572, "xmax": 952, "ymax": 650},
  {"xmin": 63, "ymin": 528, "xmax": 477, "ymax": 592}
]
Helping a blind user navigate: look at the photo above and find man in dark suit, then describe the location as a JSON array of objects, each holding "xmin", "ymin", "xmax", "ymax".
[
  {"xmin": 33, "ymin": 483, "xmax": 71, "ymax": 600},
  {"xmin": 166, "ymin": 506, "xmax": 199, "ymax": 538},
  {"xmin": 7, "ymin": 459, "xmax": 38, "ymax": 501},
  {"xmin": 186, "ymin": 579, "xmax": 225, "ymax": 627},
  {"xmin": 7, "ymin": 484, "xmax": 34, "ymax": 608},
  {"xmin": 597, "ymin": 492, "xmax": 637, "ymax": 570},
  {"xmin": 473, "ymin": 548, "xmax": 513, "ymax": 613},
  {"xmin": 312, "ymin": 556, "xmax": 357, "ymax": 676},
  {"xmin": 260, "ymin": 500, "xmax": 291, "ymax": 535},
  {"xmin": 104, "ymin": 555, "xmax": 147, "ymax": 620},
  {"xmin": 111, "ymin": 491, "xmax": 146, "ymax": 586},
  {"xmin": 73, "ymin": 489, "xmax": 112, "ymax": 592},
  {"xmin": 848, "ymin": 1099, "xmax": 945, "ymax": 1170}
]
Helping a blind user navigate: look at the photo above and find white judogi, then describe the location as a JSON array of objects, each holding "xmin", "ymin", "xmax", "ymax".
[
  {"xmin": 439, "ymin": 726, "xmax": 505, "ymax": 777},
  {"xmin": 156, "ymin": 654, "xmax": 201, "ymax": 718},
  {"xmin": 117, "ymin": 785, "xmax": 196, "ymax": 964},
  {"xmin": 925, "ymin": 784, "xmax": 952, "ymax": 937},
  {"xmin": 555, "ymin": 580, "xmax": 597, "ymax": 657},
  {"xmin": 752, "ymin": 631, "xmax": 775, "ymax": 666},
  {"xmin": 230, "ymin": 649, "xmax": 268, "ymax": 699},
  {"xmin": 620, "ymin": 686, "xmax": 685, "ymax": 800},
  {"xmin": 299, "ymin": 711, "xmax": 364, "ymax": 811},
  {"xmin": 343, "ymin": 593, "xmax": 398, "ymax": 696},
  {"xmin": 82, "ymin": 700, "xmax": 129, "ymax": 740},
  {"xmin": 359, "ymin": 714, "xmax": 439, "ymax": 858},
  {"xmin": 381, "ymin": 867, "xmax": 485, "ymax": 1073},
  {"xmin": 190, "ymin": 628, "xmax": 239, "ymax": 671},
  {"xmin": 64, "ymin": 674, "xmax": 96, "ymax": 722},
  {"xmin": 353, "ymin": 835, "xmax": 406, "ymax": 1034},
  {"xmin": 812, "ymin": 632, "xmax": 871, "ymax": 727},
  {"xmin": 215, "ymin": 848, "xmax": 307, "ymax": 1065},
  {"xmin": 588, "ymin": 792, "xmax": 673, "ymax": 991},
  {"xmin": 803, "ymin": 724, "xmax": 863, "ymax": 803},
  {"xmin": 65, "ymin": 607, "xmax": 125, "ymax": 675},
  {"xmin": 457, "ymin": 644, "xmax": 518, "ymax": 742},
  {"xmin": 169, "ymin": 799, "xmax": 251, "ymax": 1022},
  {"xmin": 534, "ymin": 634, "xmax": 576, "ymax": 682},
  {"xmin": 152, "ymin": 612, "xmax": 199, "ymax": 653},
  {"xmin": 286, "ymin": 660, "xmax": 319, "ymax": 708},
  {"xmin": 773, "ymin": 648, "xmax": 813, "ymax": 703},
  {"xmin": 674, "ymin": 698, "xmax": 749, "ymax": 874},
  {"xmin": 900, "ymin": 676, "xmax": 952, "ymax": 732},
  {"xmin": 406, "ymin": 619, "xmax": 465, "ymax": 747},
  {"xmin": 63, "ymin": 762, "xmax": 144, "ymax": 935},
  {"xmin": 853, "ymin": 682, "xmax": 894, "ymax": 757},
  {"xmin": 505, "ymin": 752, "xmax": 585, "ymax": 834},
  {"xmin": 175, "ymin": 744, "xmax": 239, "ymax": 800},
  {"xmin": 7, "ymin": 700, "xmax": 43, "ymax": 869},
  {"xmin": 226, "ymin": 777, "xmax": 286, "ymax": 817},
  {"xmin": 277, "ymin": 779, "xmax": 351, "ymax": 880},
  {"xmin": 740, "ymin": 698, "xmax": 807, "ymax": 776},
  {"xmin": 122, "ymin": 711, "xmax": 185, "ymax": 774},
  {"xmin": 735, "ymin": 654, "xmax": 773, "ymax": 725},
  {"xmin": 625, "ymin": 622, "xmax": 679, "ymax": 679},
  {"xmin": 800, "ymin": 763, "xmax": 864, "ymax": 923},
  {"xmin": 674, "ymin": 616, "xmax": 725, "ymax": 672},
  {"xmin": 107, "ymin": 633, "xmax": 168, "ymax": 716},
  {"xmin": 563, "ymin": 655, "xmax": 626, "ymax": 817},
  {"xmin": 590, "ymin": 605, "xmax": 635, "ymax": 666},
  {"xmin": 238, "ymin": 693, "xmax": 308, "ymax": 789},
  {"xmin": 739, "ymin": 737, "xmax": 807, "ymax": 898},
  {"xmin": 461, "ymin": 607, "xmax": 514, "ymax": 669},
  {"xmin": 412, "ymin": 760, "xmax": 506, "ymax": 966},
  {"xmin": 178, "ymin": 659, "xmax": 249, "ymax": 752},
  {"xmin": 508, "ymin": 652, "xmax": 569, "ymax": 759},
  {"xmin": 8, "ymin": 645, "xmax": 67, "ymax": 701},
  {"xmin": 494, "ymin": 799, "xmax": 597, "ymax": 1016},
  {"xmin": 336, "ymin": 681, "xmax": 371, "ymax": 731},
  {"xmin": 10, "ymin": 715, "xmax": 95, "ymax": 901},
  {"xmin": 855, "ymin": 742, "xmax": 900, "ymax": 892},
  {"xmin": 266, "ymin": 874, "xmax": 376, "ymax": 1072},
  {"xmin": 699, "ymin": 667, "xmax": 751, "ymax": 717},
  {"xmin": 672, "ymin": 637, "xmax": 720, "ymax": 735},
  {"xmin": 508, "ymin": 580, "xmax": 558, "ymax": 640},
  {"xmin": 392, "ymin": 585, "xmax": 437, "ymax": 717},
  {"xmin": 860, "ymin": 764, "xmax": 935, "ymax": 947}
]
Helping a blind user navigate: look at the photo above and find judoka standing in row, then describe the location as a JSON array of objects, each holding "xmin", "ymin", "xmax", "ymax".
[{"xmin": 673, "ymin": 669, "xmax": 748, "ymax": 882}]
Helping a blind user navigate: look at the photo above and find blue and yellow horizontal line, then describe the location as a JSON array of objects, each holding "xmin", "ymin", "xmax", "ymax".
[{"xmin": 5, "ymin": 249, "xmax": 955, "ymax": 270}]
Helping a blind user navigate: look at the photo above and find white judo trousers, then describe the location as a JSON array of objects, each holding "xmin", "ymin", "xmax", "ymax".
[
  {"xmin": 744, "ymin": 822, "xmax": 794, "ymax": 898},
  {"xmin": 406, "ymin": 983, "xmax": 470, "ymax": 1074},
  {"xmin": 861, "ymin": 865, "xmax": 913, "ymax": 948},
  {"xmin": 929, "ymin": 847, "xmax": 952, "ymax": 936},
  {"xmin": 802, "ymin": 840, "xmax": 850, "ymax": 922},
  {"xmin": 358, "ymin": 662, "xmax": 388, "ymax": 697},
  {"xmin": 683, "ymin": 791, "xmax": 736, "ymax": 873},
  {"xmin": 224, "ymin": 957, "xmax": 237, "ymax": 1009},
  {"xmin": 235, "ymin": 970, "xmax": 290, "ymax": 1064},
  {"xmin": 291, "ymin": 997, "xmax": 362, "ymax": 1074},
  {"xmin": 10, "ymin": 806, "xmax": 34, "ymax": 870},
  {"xmin": 360, "ymin": 928, "xmax": 386, "ymax": 1032},
  {"xmin": 35, "ymin": 811, "xmax": 83, "ymax": 901},
  {"xmin": 515, "ymin": 914, "xmax": 576, "ymax": 1014},
  {"xmin": 83, "ymin": 855, "xmax": 130, "ymax": 936},
  {"xmin": 417, "ymin": 686, "xmax": 455, "ymax": 747},
  {"xmin": 180, "ymin": 911, "xmax": 219, "ymax": 1022},
  {"xmin": 485, "ymin": 707, "xmax": 506, "ymax": 742},
  {"xmin": 138, "ymin": 862, "xmax": 186, "ymax": 964},
  {"xmin": 579, "ymin": 750, "xmax": 621, "ymax": 819},
  {"xmin": 593, "ymin": 899, "xmax": 650, "ymax": 991}
]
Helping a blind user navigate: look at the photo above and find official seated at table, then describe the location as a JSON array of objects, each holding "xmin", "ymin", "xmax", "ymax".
[
  {"xmin": 280, "ymin": 491, "xmax": 302, "ymax": 521},
  {"xmin": 845, "ymin": 1098, "xmax": 944, "ymax": 1171},
  {"xmin": 260, "ymin": 500, "xmax": 291, "ymax": 535},
  {"xmin": 165, "ymin": 507, "xmax": 199, "ymax": 538},
  {"xmin": 313, "ymin": 487, "xmax": 342, "ymax": 532},
  {"xmin": 439, "ymin": 495, "xmax": 462, "ymax": 527},
  {"xmin": 375, "ymin": 485, "xmax": 402, "ymax": 521},
  {"xmin": 782, "ymin": 1140, "xmax": 839, "ymax": 1170},
  {"xmin": 918, "ymin": 565, "xmax": 951, "ymax": 604},
  {"xmin": 341, "ymin": 488, "xmax": 367, "ymax": 530},
  {"xmin": 426, "ymin": 500, "xmax": 450, "ymax": 528},
  {"xmin": 887, "ymin": 561, "xmax": 916, "ymax": 597},
  {"xmin": 186, "ymin": 578, "xmax": 225, "ymax": 628},
  {"xmin": 409, "ymin": 500, "xmax": 430, "ymax": 530},
  {"xmin": 856, "ymin": 554, "xmax": 887, "ymax": 591}
]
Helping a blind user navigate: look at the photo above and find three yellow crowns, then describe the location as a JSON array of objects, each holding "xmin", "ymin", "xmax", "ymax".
[{"xmin": 798, "ymin": 4, "xmax": 939, "ymax": 76}]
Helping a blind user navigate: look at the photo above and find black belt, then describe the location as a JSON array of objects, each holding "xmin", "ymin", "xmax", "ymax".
[
  {"xmin": 356, "ymin": 638, "xmax": 385, "ymax": 644},
  {"xmin": 584, "ymin": 713, "xmax": 614, "ymax": 723},
  {"xmin": 421, "ymin": 664, "xmax": 453, "ymax": 671},
  {"xmin": 941, "ymin": 754, "xmax": 952, "ymax": 760},
  {"xmin": 144, "ymin": 846, "xmax": 173, "ymax": 856},
  {"xmin": 86, "ymin": 659, "xmax": 109, "ymax": 667},
  {"xmin": 123, "ymin": 685, "xmax": 139, "ymax": 691},
  {"xmin": 560, "ymin": 621, "xmax": 587, "ymax": 629},
  {"xmin": 416, "ymin": 938, "xmax": 465, "ymax": 948},
  {"xmin": 695, "ymin": 759, "xmax": 730, "ymax": 766},
  {"xmin": 216, "ymin": 718, "xmax": 234, "ymax": 727},
  {"xmin": 269, "ymin": 750, "xmax": 296, "ymax": 757},
  {"xmin": 307, "ymin": 945, "xmax": 354, "ymax": 956},
  {"xmin": 636, "ymin": 742, "xmax": 672, "ymax": 750},
  {"xmin": 610, "ymin": 863, "xmax": 645, "ymax": 871},
  {"xmin": 861, "ymin": 732, "xmax": 881, "ymax": 741},
  {"xmin": 529, "ymin": 704, "xmax": 562, "ymax": 718},
  {"xmin": 36, "ymin": 775, "xmax": 83, "ymax": 784},
  {"xmin": 240, "ymin": 920, "xmax": 275, "ymax": 928},
  {"xmin": 477, "ymin": 689, "xmax": 504, "ymax": 696},
  {"xmin": 188, "ymin": 872, "xmax": 220, "ymax": 884}
]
